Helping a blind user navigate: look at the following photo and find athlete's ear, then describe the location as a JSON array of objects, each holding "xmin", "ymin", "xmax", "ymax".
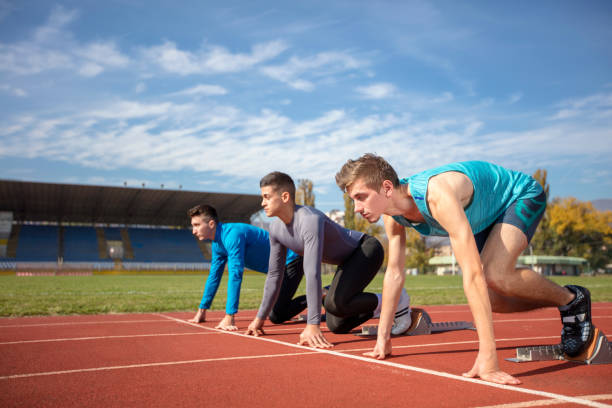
[
  {"xmin": 382, "ymin": 180, "xmax": 394, "ymax": 197},
  {"xmin": 281, "ymin": 191, "xmax": 291, "ymax": 203}
]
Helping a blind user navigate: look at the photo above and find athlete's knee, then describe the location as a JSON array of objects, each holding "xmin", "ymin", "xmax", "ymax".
[
  {"xmin": 324, "ymin": 316, "xmax": 350, "ymax": 334},
  {"xmin": 328, "ymin": 322, "xmax": 350, "ymax": 334},
  {"xmin": 487, "ymin": 289, "xmax": 506, "ymax": 313},
  {"xmin": 323, "ymin": 292, "xmax": 350, "ymax": 317},
  {"xmin": 483, "ymin": 265, "xmax": 515, "ymax": 296},
  {"xmin": 268, "ymin": 311, "xmax": 285, "ymax": 324}
]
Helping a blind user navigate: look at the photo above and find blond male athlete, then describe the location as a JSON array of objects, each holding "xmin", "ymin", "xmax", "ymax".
[
  {"xmin": 336, "ymin": 154, "xmax": 593, "ymax": 385},
  {"xmin": 245, "ymin": 172, "xmax": 411, "ymax": 348}
]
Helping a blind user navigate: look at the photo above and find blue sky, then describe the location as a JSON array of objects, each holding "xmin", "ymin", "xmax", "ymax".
[{"xmin": 1, "ymin": 0, "xmax": 611, "ymax": 214}]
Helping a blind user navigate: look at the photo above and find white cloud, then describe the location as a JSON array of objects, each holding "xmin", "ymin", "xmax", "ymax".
[
  {"xmin": 260, "ymin": 51, "xmax": 366, "ymax": 91},
  {"xmin": 78, "ymin": 62, "xmax": 104, "ymax": 77},
  {"xmin": 0, "ymin": 7, "xmax": 129, "ymax": 77},
  {"xmin": 76, "ymin": 42, "xmax": 130, "ymax": 68},
  {"xmin": 508, "ymin": 92, "xmax": 523, "ymax": 104},
  {"xmin": 32, "ymin": 5, "xmax": 78, "ymax": 44},
  {"xmin": 87, "ymin": 101, "xmax": 177, "ymax": 120},
  {"xmin": 172, "ymin": 84, "xmax": 228, "ymax": 96},
  {"xmin": 142, "ymin": 40, "xmax": 288, "ymax": 75},
  {"xmin": 135, "ymin": 82, "xmax": 146, "ymax": 94},
  {"xmin": 0, "ymin": 84, "xmax": 27, "ymax": 97},
  {"xmin": 550, "ymin": 92, "xmax": 612, "ymax": 121},
  {"xmin": 2, "ymin": 92, "xmax": 610, "ymax": 191},
  {"xmin": 356, "ymin": 83, "xmax": 396, "ymax": 99}
]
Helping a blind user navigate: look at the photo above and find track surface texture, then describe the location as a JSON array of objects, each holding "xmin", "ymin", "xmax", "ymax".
[{"xmin": 1, "ymin": 304, "xmax": 611, "ymax": 407}]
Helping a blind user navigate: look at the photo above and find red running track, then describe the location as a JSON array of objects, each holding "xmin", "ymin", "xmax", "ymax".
[{"xmin": 1, "ymin": 304, "xmax": 611, "ymax": 407}]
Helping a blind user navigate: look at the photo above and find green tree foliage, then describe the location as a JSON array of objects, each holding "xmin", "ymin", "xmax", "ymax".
[
  {"xmin": 295, "ymin": 179, "xmax": 315, "ymax": 207},
  {"xmin": 531, "ymin": 168, "xmax": 612, "ymax": 270},
  {"xmin": 405, "ymin": 228, "xmax": 435, "ymax": 274},
  {"xmin": 530, "ymin": 168, "xmax": 554, "ymax": 254},
  {"xmin": 532, "ymin": 168, "xmax": 550, "ymax": 199},
  {"xmin": 342, "ymin": 192, "xmax": 383, "ymax": 237},
  {"xmin": 547, "ymin": 198, "xmax": 612, "ymax": 270}
]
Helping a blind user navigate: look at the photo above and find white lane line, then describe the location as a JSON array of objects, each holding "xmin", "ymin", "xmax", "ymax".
[
  {"xmin": 158, "ymin": 314, "xmax": 612, "ymax": 408},
  {"xmin": 1, "ymin": 311, "xmax": 609, "ymax": 329},
  {"xmin": 340, "ymin": 336, "xmax": 561, "ymax": 353},
  {"xmin": 494, "ymin": 316, "xmax": 611, "ymax": 323},
  {"xmin": 472, "ymin": 394, "xmax": 612, "ymax": 408},
  {"xmin": 0, "ymin": 332, "xmax": 221, "ymax": 345},
  {"xmin": 0, "ymin": 351, "xmax": 319, "ymax": 380},
  {"xmin": 0, "ymin": 319, "xmax": 171, "ymax": 328}
]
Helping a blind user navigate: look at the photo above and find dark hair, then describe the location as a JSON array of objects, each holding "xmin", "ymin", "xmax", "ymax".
[
  {"xmin": 187, "ymin": 204, "xmax": 219, "ymax": 223},
  {"xmin": 260, "ymin": 171, "xmax": 296, "ymax": 200},
  {"xmin": 336, "ymin": 153, "xmax": 400, "ymax": 192}
]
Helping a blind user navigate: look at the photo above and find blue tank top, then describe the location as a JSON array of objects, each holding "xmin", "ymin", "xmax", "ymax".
[{"xmin": 392, "ymin": 161, "xmax": 542, "ymax": 236}]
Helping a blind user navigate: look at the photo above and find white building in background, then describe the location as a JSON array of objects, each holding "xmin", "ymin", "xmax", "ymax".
[{"xmin": 326, "ymin": 210, "xmax": 345, "ymax": 226}]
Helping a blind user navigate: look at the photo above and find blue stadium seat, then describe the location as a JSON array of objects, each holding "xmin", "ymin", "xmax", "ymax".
[
  {"xmin": 63, "ymin": 226, "xmax": 100, "ymax": 261},
  {"xmin": 128, "ymin": 227, "xmax": 206, "ymax": 262},
  {"xmin": 16, "ymin": 225, "xmax": 58, "ymax": 261}
]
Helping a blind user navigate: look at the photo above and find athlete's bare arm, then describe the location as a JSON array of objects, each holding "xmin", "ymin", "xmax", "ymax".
[
  {"xmin": 427, "ymin": 174, "xmax": 520, "ymax": 385},
  {"xmin": 364, "ymin": 215, "xmax": 406, "ymax": 359}
]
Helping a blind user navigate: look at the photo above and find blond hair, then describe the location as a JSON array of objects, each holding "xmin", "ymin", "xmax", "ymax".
[{"xmin": 335, "ymin": 153, "xmax": 399, "ymax": 192}]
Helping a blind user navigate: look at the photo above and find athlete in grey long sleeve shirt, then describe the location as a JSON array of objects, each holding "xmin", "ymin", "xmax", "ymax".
[
  {"xmin": 246, "ymin": 171, "xmax": 384, "ymax": 348},
  {"xmin": 256, "ymin": 205, "xmax": 363, "ymax": 325}
]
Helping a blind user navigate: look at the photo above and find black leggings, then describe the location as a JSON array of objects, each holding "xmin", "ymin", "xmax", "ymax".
[
  {"xmin": 323, "ymin": 235, "xmax": 384, "ymax": 333},
  {"xmin": 269, "ymin": 257, "xmax": 307, "ymax": 324}
]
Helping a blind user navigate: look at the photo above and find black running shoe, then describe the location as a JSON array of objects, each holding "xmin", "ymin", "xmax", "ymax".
[{"xmin": 558, "ymin": 285, "xmax": 593, "ymax": 357}]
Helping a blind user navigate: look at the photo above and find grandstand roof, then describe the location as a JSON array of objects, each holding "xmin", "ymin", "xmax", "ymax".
[{"xmin": 0, "ymin": 179, "xmax": 262, "ymax": 227}]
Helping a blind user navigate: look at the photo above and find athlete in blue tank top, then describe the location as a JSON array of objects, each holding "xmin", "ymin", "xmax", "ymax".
[
  {"xmin": 391, "ymin": 161, "xmax": 543, "ymax": 238},
  {"xmin": 336, "ymin": 154, "xmax": 593, "ymax": 386},
  {"xmin": 188, "ymin": 205, "xmax": 304, "ymax": 331}
]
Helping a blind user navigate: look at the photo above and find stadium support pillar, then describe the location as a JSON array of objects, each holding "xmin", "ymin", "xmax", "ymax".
[
  {"xmin": 6, "ymin": 224, "xmax": 20, "ymax": 258},
  {"xmin": 58, "ymin": 225, "xmax": 64, "ymax": 261},
  {"xmin": 120, "ymin": 228, "xmax": 134, "ymax": 259},
  {"xmin": 95, "ymin": 228, "xmax": 109, "ymax": 259}
]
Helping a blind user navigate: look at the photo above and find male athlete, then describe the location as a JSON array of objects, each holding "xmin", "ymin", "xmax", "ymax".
[
  {"xmin": 245, "ymin": 172, "xmax": 411, "ymax": 348},
  {"xmin": 336, "ymin": 154, "xmax": 593, "ymax": 385},
  {"xmin": 189, "ymin": 204, "xmax": 306, "ymax": 330}
]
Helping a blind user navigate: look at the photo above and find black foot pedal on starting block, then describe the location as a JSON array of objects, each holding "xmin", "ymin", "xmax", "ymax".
[
  {"xmin": 357, "ymin": 308, "xmax": 475, "ymax": 337},
  {"xmin": 506, "ymin": 327, "xmax": 612, "ymax": 365}
]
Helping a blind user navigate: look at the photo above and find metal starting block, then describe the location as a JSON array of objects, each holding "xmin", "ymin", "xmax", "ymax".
[
  {"xmin": 506, "ymin": 327, "xmax": 612, "ymax": 365},
  {"xmin": 357, "ymin": 308, "xmax": 475, "ymax": 337}
]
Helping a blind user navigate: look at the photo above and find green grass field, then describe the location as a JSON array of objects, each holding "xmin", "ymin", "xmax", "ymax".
[{"xmin": 0, "ymin": 273, "xmax": 610, "ymax": 317}]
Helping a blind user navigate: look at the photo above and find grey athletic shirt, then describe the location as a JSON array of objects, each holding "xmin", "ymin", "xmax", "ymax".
[{"xmin": 256, "ymin": 205, "xmax": 364, "ymax": 324}]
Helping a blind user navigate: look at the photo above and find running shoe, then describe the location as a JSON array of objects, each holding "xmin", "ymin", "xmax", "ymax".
[
  {"xmin": 558, "ymin": 285, "xmax": 593, "ymax": 357},
  {"xmin": 391, "ymin": 288, "xmax": 412, "ymax": 335}
]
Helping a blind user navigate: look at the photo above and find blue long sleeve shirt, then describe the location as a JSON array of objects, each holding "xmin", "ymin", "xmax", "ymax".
[{"xmin": 199, "ymin": 222, "xmax": 297, "ymax": 314}]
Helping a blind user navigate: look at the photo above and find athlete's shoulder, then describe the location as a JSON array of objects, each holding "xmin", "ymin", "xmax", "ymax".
[
  {"xmin": 296, "ymin": 205, "xmax": 325, "ymax": 219},
  {"xmin": 223, "ymin": 222, "xmax": 267, "ymax": 240}
]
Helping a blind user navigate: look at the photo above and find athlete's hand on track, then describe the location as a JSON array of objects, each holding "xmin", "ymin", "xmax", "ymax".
[
  {"xmin": 188, "ymin": 308, "xmax": 206, "ymax": 323},
  {"xmin": 215, "ymin": 314, "xmax": 238, "ymax": 331},
  {"xmin": 363, "ymin": 338, "xmax": 391, "ymax": 359},
  {"xmin": 244, "ymin": 317, "xmax": 265, "ymax": 337},
  {"xmin": 298, "ymin": 324, "xmax": 333, "ymax": 348},
  {"xmin": 462, "ymin": 352, "xmax": 521, "ymax": 385}
]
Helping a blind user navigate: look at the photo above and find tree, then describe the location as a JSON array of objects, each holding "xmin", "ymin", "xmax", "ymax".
[
  {"xmin": 547, "ymin": 198, "xmax": 612, "ymax": 270},
  {"xmin": 295, "ymin": 179, "xmax": 315, "ymax": 207},
  {"xmin": 342, "ymin": 192, "xmax": 383, "ymax": 238},
  {"xmin": 405, "ymin": 228, "xmax": 435, "ymax": 274},
  {"xmin": 530, "ymin": 168, "xmax": 554, "ymax": 254},
  {"xmin": 532, "ymin": 168, "xmax": 550, "ymax": 200}
]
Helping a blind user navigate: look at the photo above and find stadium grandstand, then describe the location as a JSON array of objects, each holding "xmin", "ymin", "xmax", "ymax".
[{"xmin": 0, "ymin": 180, "xmax": 262, "ymax": 275}]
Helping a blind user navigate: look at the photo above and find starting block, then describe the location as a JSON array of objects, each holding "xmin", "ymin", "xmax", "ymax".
[
  {"xmin": 506, "ymin": 327, "xmax": 612, "ymax": 365},
  {"xmin": 357, "ymin": 308, "xmax": 475, "ymax": 337}
]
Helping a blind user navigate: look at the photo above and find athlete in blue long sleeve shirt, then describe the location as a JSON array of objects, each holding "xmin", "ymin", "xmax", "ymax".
[{"xmin": 189, "ymin": 204, "xmax": 303, "ymax": 331}]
